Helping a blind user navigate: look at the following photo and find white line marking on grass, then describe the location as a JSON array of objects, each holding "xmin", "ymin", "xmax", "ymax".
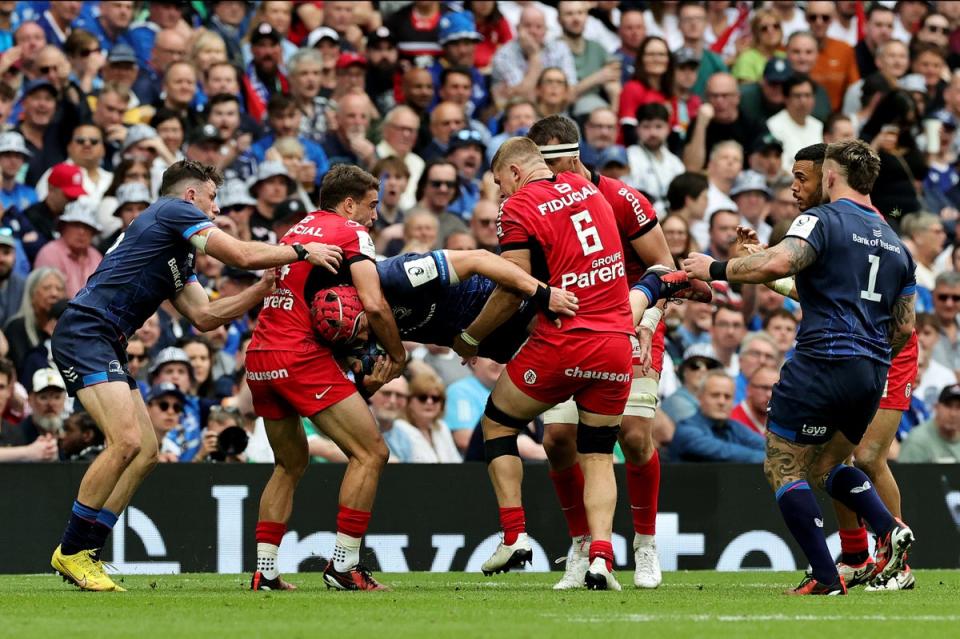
[{"xmin": 544, "ymin": 613, "xmax": 960, "ymax": 623}]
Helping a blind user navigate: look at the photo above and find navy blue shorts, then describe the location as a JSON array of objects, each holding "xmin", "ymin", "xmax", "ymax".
[
  {"xmin": 767, "ymin": 353, "xmax": 887, "ymax": 445},
  {"xmin": 52, "ymin": 306, "xmax": 137, "ymax": 396}
]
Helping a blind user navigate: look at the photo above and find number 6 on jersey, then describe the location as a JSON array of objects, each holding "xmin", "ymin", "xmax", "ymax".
[{"xmin": 571, "ymin": 210, "xmax": 603, "ymax": 256}]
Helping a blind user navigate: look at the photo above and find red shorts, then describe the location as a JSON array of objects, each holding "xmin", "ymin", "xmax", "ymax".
[
  {"xmin": 633, "ymin": 320, "xmax": 666, "ymax": 375},
  {"xmin": 507, "ymin": 330, "xmax": 632, "ymax": 415},
  {"xmin": 879, "ymin": 331, "xmax": 918, "ymax": 412},
  {"xmin": 246, "ymin": 348, "xmax": 356, "ymax": 420}
]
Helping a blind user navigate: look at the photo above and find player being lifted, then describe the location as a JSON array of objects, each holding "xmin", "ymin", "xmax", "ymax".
[
  {"xmin": 524, "ymin": 114, "xmax": 710, "ymax": 589},
  {"xmin": 683, "ymin": 140, "xmax": 916, "ymax": 595},
  {"xmin": 50, "ymin": 160, "xmax": 343, "ymax": 591},
  {"xmin": 735, "ymin": 142, "xmax": 918, "ymax": 591},
  {"xmin": 454, "ymin": 137, "xmax": 634, "ymax": 590}
]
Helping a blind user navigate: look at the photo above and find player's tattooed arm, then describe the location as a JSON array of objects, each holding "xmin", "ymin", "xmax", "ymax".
[
  {"xmin": 727, "ymin": 237, "xmax": 816, "ymax": 282},
  {"xmin": 888, "ymin": 293, "xmax": 917, "ymax": 357}
]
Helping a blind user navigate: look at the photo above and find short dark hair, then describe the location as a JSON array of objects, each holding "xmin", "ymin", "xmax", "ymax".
[
  {"xmin": 824, "ymin": 139, "xmax": 881, "ymax": 195},
  {"xmin": 637, "ymin": 102, "xmax": 670, "ymax": 124},
  {"xmin": 319, "ymin": 165, "xmax": 380, "ymax": 210},
  {"xmin": 267, "ymin": 93, "xmax": 296, "ymax": 118},
  {"xmin": 159, "ymin": 160, "xmax": 224, "ymax": 196},
  {"xmin": 65, "ymin": 411, "xmax": 104, "ymax": 447},
  {"xmin": 0, "ymin": 357, "xmax": 14, "ymax": 384},
  {"xmin": 915, "ymin": 312, "xmax": 942, "ymax": 333},
  {"xmin": 794, "ymin": 143, "xmax": 827, "ymax": 165},
  {"xmin": 709, "ymin": 208, "xmax": 738, "ymax": 230},
  {"xmin": 527, "ymin": 114, "xmax": 580, "ymax": 146},
  {"xmin": 867, "ymin": 4, "xmax": 894, "ymax": 21},
  {"xmin": 677, "ymin": 1, "xmax": 706, "ymax": 18},
  {"xmin": 783, "ymin": 73, "xmax": 813, "ymax": 98},
  {"xmin": 762, "ymin": 308, "xmax": 798, "ymax": 329},
  {"xmin": 666, "ymin": 172, "xmax": 709, "ymax": 211},
  {"xmin": 207, "ymin": 93, "xmax": 240, "ymax": 111},
  {"xmin": 440, "ymin": 66, "xmax": 473, "ymax": 87},
  {"xmin": 150, "ymin": 107, "xmax": 183, "ymax": 131},
  {"xmin": 824, "ymin": 113, "xmax": 851, "ymax": 139}
]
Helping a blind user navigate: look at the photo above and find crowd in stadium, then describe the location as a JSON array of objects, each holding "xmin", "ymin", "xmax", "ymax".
[{"xmin": 0, "ymin": 0, "xmax": 957, "ymax": 466}]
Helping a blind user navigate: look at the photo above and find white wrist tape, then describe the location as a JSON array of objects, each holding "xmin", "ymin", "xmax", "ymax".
[
  {"xmin": 769, "ymin": 277, "xmax": 795, "ymax": 297},
  {"xmin": 639, "ymin": 306, "xmax": 663, "ymax": 333}
]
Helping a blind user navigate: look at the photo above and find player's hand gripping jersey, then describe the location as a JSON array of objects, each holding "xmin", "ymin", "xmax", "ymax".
[
  {"xmin": 497, "ymin": 171, "xmax": 633, "ymax": 337},
  {"xmin": 248, "ymin": 210, "xmax": 376, "ymax": 354}
]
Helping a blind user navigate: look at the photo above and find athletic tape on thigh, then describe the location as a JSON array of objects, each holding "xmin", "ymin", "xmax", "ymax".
[
  {"xmin": 542, "ymin": 398, "xmax": 578, "ymax": 424},
  {"xmin": 576, "ymin": 423, "xmax": 621, "ymax": 454},
  {"xmin": 484, "ymin": 435, "xmax": 520, "ymax": 463},
  {"xmin": 483, "ymin": 396, "xmax": 528, "ymax": 429},
  {"xmin": 624, "ymin": 376, "xmax": 659, "ymax": 418}
]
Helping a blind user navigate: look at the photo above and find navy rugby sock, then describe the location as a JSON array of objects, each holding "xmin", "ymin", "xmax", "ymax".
[
  {"xmin": 776, "ymin": 481, "xmax": 837, "ymax": 585},
  {"xmin": 61, "ymin": 501, "xmax": 100, "ymax": 556},
  {"xmin": 88, "ymin": 508, "xmax": 119, "ymax": 551},
  {"xmin": 825, "ymin": 465, "xmax": 895, "ymax": 539}
]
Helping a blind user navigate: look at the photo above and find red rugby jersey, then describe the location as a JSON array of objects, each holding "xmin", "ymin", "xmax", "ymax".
[{"xmin": 594, "ymin": 173, "xmax": 659, "ymax": 284}]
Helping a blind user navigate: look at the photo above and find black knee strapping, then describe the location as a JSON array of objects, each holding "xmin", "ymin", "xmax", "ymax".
[
  {"xmin": 484, "ymin": 397, "xmax": 528, "ymax": 429},
  {"xmin": 576, "ymin": 423, "xmax": 621, "ymax": 454},
  {"xmin": 484, "ymin": 435, "xmax": 520, "ymax": 464}
]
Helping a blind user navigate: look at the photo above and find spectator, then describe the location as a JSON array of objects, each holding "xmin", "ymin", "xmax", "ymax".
[
  {"xmin": 0, "ymin": 132, "xmax": 38, "ymax": 213},
  {"xmin": 287, "ymin": 48, "xmax": 331, "ymax": 145},
  {"xmin": 469, "ymin": 199, "xmax": 500, "ymax": 253},
  {"xmin": 748, "ymin": 133, "xmax": 789, "ymax": 187},
  {"xmin": 36, "ymin": 1, "xmax": 80, "ymax": 50},
  {"xmin": 762, "ymin": 308, "xmax": 799, "ymax": 358},
  {"xmin": 247, "ymin": 94, "xmax": 330, "ymax": 187},
  {"xmin": 156, "ymin": 61, "xmax": 200, "ymax": 132},
  {"xmin": 892, "ymin": 0, "xmax": 929, "ymax": 44},
  {"xmin": 731, "ymin": 365, "xmax": 779, "ymax": 437},
  {"xmin": 491, "ymin": 4, "xmax": 576, "ymax": 104},
  {"xmin": 217, "ymin": 179, "xmax": 257, "ymax": 242},
  {"xmin": 370, "ymin": 157, "xmax": 410, "ymax": 232},
  {"xmin": 767, "ymin": 74, "xmax": 823, "ymax": 173},
  {"xmin": 132, "ymin": 28, "xmax": 187, "ymax": 106},
  {"xmin": 248, "ymin": 160, "xmax": 296, "ymax": 244},
  {"xmin": 669, "ymin": 370, "xmax": 765, "ymax": 463},
  {"xmin": 205, "ymin": 0, "xmax": 246, "ymax": 67},
  {"xmin": 58, "ymin": 411, "xmax": 104, "ymax": 461},
  {"xmin": 557, "ymin": 0, "xmax": 620, "ymax": 115},
  {"xmin": 661, "ymin": 343, "xmax": 722, "ymax": 425},
  {"xmin": 331, "ymin": 52, "xmax": 369, "ymax": 106},
  {"xmin": 578, "ymin": 108, "xmax": 619, "ymax": 170},
  {"xmin": 322, "ymin": 92, "xmax": 376, "ymax": 169},
  {"xmin": 739, "ymin": 58, "xmax": 791, "ymax": 125},
  {"xmin": 533, "ymin": 67, "xmax": 572, "ymax": 119},
  {"xmin": 411, "ymin": 160, "xmax": 468, "ymax": 248},
  {"xmin": 364, "ymin": 27, "xmax": 400, "ymax": 116},
  {"xmin": 401, "ymin": 67, "xmax": 436, "ymax": 149},
  {"xmin": 705, "ymin": 140, "xmax": 742, "ymax": 218},
  {"xmin": 91, "ymin": 83, "xmax": 130, "ymax": 172},
  {"xmin": 184, "ymin": 124, "xmax": 225, "ymax": 171},
  {"xmin": 446, "ymin": 129, "xmax": 485, "ymax": 220},
  {"xmin": 730, "ymin": 170, "xmax": 772, "ymax": 244},
  {"xmin": 732, "ymin": 9, "xmax": 786, "ymax": 84},
  {"xmin": 63, "ymin": 29, "xmax": 106, "ymax": 98},
  {"xmin": 149, "ymin": 346, "xmax": 214, "ymax": 462},
  {"xmin": 34, "ymin": 199, "xmax": 102, "ymax": 298},
  {"xmin": 912, "ymin": 42, "xmax": 948, "ymax": 114},
  {"xmin": 619, "ymin": 36, "xmax": 673, "ymax": 147},
  {"xmin": 627, "ymin": 103, "xmax": 684, "ymax": 215},
  {"xmin": 914, "ymin": 11, "xmax": 952, "ymax": 53},
  {"xmin": 855, "ymin": 4, "xmax": 895, "ymax": 79},
  {"xmin": 420, "ymin": 101, "xmax": 467, "ymax": 163},
  {"xmin": 393, "ymin": 210, "xmax": 439, "ymax": 256},
  {"xmin": 662, "ymin": 214, "xmax": 694, "ymax": 267},
  {"xmin": 444, "ymin": 357, "xmax": 504, "ymax": 453},
  {"xmin": 146, "ymin": 381, "xmax": 186, "ymax": 462},
  {"xmin": 22, "ymin": 163, "xmax": 86, "ymax": 262},
  {"xmin": 486, "ymin": 99, "xmax": 539, "ymax": 165},
  {"xmin": 843, "ymin": 40, "xmax": 911, "ymax": 116},
  {"xmin": 784, "ymin": 32, "xmax": 833, "ymax": 122},
  {"xmin": 711, "ymin": 305, "xmax": 746, "ymax": 375},
  {"xmin": 391, "ymin": 372, "xmax": 460, "ymax": 463},
  {"xmin": 899, "ymin": 384, "xmax": 960, "ymax": 463},
  {"xmin": 191, "ymin": 405, "xmax": 250, "ymax": 464},
  {"xmin": 827, "ymin": 0, "xmax": 860, "ymax": 46},
  {"xmin": 385, "ymin": 0, "xmax": 445, "ymax": 65},
  {"xmin": 16, "ymin": 79, "xmax": 67, "ymax": 187},
  {"xmin": 179, "ymin": 335, "xmax": 220, "ymax": 400},
  {"xmin": 614, "ymin": 7, "xmax": 646, "ymax": 84},
  {"xmin": 36, "ymin": 124, "xmax": 112, "ymax": 204},
  {"xmin": 73, "ymin": 0, "xmax": 134, "ymax": 54},
  {"xmin": 916, "ymin": 313, "xmax": 957, "ymax": 405},
  {"xmin": 469, "ymin": 1, "xmax": 511, "ymax": 73},
  {"xmin": 189, "ymin": 31, "xmax": 229, "ymax": 87},
  {"xmin": 430, "ymin": 12, "xmax": 488, "ymax": 118},
  {"xmin": 370, "ymin": 375, "xmax": 412, "ymax": 462},
  {"xmin": 96, "ymin": 158, "xmax": 150, "ymax": 237},
  {"xmin": 204, "ymin": 95, "xmax": 246, "ymax": 174},
  {"xmin": 0, "ymin": 359, "xmax": 57, "ymax": 461},
  {"xmin": 97, "ymin": 182, "xmax": 149, "ymax": 255},
  {"xmin": 0, "ymin": 227, "xmax": 22, "ymax": 325},
  {"xmin": 242, "ymin": 1, "xmax": 298, "ymax": 67},
  {"xmin": 376, "ymin": 106, "xmax": 424, "ymax": 212},
  {"xmin": 807, "ymin": 1, "xmax": 860, "ymax": 113},
  {"xmin": 733, "ymin": 332, "xmax": 781, "ymax": 404},
  {"xmin": 677, "ymin": 1, "xmax": 728, "ymax": 98},
  {"xmin": 768, "ymin": 175, "xmax": 800, "ymax": 225},
  {"xmin": 901, "ymin": 213, "xmax": 946, "ymax": 294},
  {"xmin": 14, "ymin": 367, "xmax": 65, "ymax": 444},
  {"xmin": 932, "ymin": 272, "xmax": 960, "ymax": 373},
  {"xmin": 9, "ymin": 23, "xmax": 47, "ymax": 77},
  {"xmin": 671, "ymin": 46, "xmax": 704, "ymax": 147},
  {"xmin": 770, "ymin": 1, "xmax": 809, "ymax": 41},
  {"xmin": 245, "ymin": 23, "xmax": 288, "ymax": 113},
  {"xmin": 683, "ymin": 73, "xmax": 766, "ymax": 171},
  {"xmin": 666, "ymin": 171, "xmax": 710, "ymax": 249},
  {"xmin": 100, "ymin": 44, "xmax": 139, "ymax": 97}
]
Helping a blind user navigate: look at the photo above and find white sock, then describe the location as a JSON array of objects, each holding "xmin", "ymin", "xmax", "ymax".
[
  {"xmin": 333, "ymin": 532, "xmax": 361, "ymax": 572},
  {"xmin": 634, "ymin": 533, "xmax": 655, "ymax": 547},
  {"xmin": 256, "ymin": 543, "xmax": 280, "ymax": 579}
]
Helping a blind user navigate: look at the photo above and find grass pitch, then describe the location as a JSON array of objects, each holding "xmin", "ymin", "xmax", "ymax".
[{"xmin": 1, "ymin": 571, "xmax": 958, "ymax": 639}]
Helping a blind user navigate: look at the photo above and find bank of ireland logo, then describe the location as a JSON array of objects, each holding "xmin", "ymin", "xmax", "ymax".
[{"xmin": 523, "ymin": 369, "xmax": 537, "ymax": 385}]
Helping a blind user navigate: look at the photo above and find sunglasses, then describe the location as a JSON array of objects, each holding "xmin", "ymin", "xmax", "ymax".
[
  {"xmin": 127, "ymin": 353, "xmax": 148, "ymax": 362},
  {"xmin": 154, "ymin": 400, "xmax": 183, "ymax": 413},
  {"xmin": 415, "ymin": 394, "xmax": 443, "ymax": 403},
  {"xmin": 429, "ymin": 180, "xmax": 458, "ymax": 189},
  {"xmin": 925, "ymin": 24, "xmax": 950, "ymax": 34},
  {"xmin": 806, "ymin": 14, "xmax": 831, "ymax": 23},
  {"xmin": 938, "ymin": 293, "xmax": 960, "ymax": 303},
  {"xmin": 760, "ymin": 23, "xmax": 782, "ymax": 32},
  {"xmin": 78, "ymin": 48, "xmax": 101, "ymax": 58},
  {"xmin": 73, "ymin": 136, "xmax": 102, "ymax": 145}
]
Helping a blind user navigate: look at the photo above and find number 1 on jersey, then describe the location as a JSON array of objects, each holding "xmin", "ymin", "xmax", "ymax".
[
  {"xmin": 861, "ymin": 254, "xmax": 882, "ymax": 302},
  {"xmin": 571, "ymin": 210, "xmax": 603, "ymax": 256}
]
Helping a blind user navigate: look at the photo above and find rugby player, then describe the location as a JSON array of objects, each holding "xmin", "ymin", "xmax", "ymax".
[
  {"xmin": 736, "ymin": 143, "xmax": 917, "ymax": 591},
  {"xmin": 50, "ymin": 160, "xmax": 343, "ymax": 592},
  {"xmin": 455, "ymin": 137, "xmax": 635, "ymax": 590},
  {"xmin": 683, "ymin": 139, "xmax": 916, "ymax": 595},
  {"xmin": 247, "ymin": 165, "xmax": 406, "ymax": 592},
  {"xmin": 525, "ymin": 114, "xmax": 711, "ymax": 589}
]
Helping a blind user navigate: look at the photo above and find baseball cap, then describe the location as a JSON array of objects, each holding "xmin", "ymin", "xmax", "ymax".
[
  {"xmin": 21, "ymin": 78, "xmax": 57, "ymax": 99},
  {"xmin": 188, "ymin": 123, "xmax": 224, "ymax": 146},
  {"xmin": 248, "ymin": 160, "xmax": 296, "ymax": 197},
  {"xmin": 147, "ymin": 381, "xmax": 186, "ymax": 404},
  {"xmin": 0, "ymin": 227, "xmax": 14, "ymax": 248},
  {"xmin": 0, "ymin": 131, "xmax": 31, "ymax": 157},
  {"xmin": 675, "ymin": 47, "xmax": 701, "ymax": 67},
  {"xmin": 122, "ymin": 124, "xmax": 157, "ymax": 152},
  {"xmin": 447, "ymin": 128, "xmax": 486, "ymax": 154},
  {"xmin": 940, "ymin": 384, "xmax": 960, "ymax": 403},
  {"xmin": 306, "ymin": 26, "xmax": 340, "ymax": 49},
  {"xmin": 439, "ymin": 11, "xmax": 483, "ymax": 45},
  {"xmin": 48, "ymin": 163, "xmax": 87, "ymax": 200},
  {"xmin": 763, "ymin": 58, "xmax": 792, "ymax": 84},
  {"xmin": 336, "ymin": 52, "xmax": 367, "ymax": 71},
  {"xmin": 107, "ymin": 43, "xmax": 138, "ymax": 65},
  {"xmin": 730, "ymin": 170, "xmax": 772, "ymax": 199},
  {"xmin": 250, "ymin": 22, "xmax": 282, "ymax": 45},
  {"xmin": 751, "ymin": 132, "xmax": 784, "ymax": 155},
  {"xmin": 59, "ymin": 198, "xmax": 103, "ymax": 232},
  {"xmin": 681, "ymin": 343, "xmax": 722, "ymax": 368},
  {"xmin": 272, "ymin": 198, "xmax": 307, "ymax": 226},
  {"xmin": 367, "ymin": 26, "xmax": 393, "ymax": 47},
  {"xmin": 114, "ymin": 182, "xmax": 151, "ymax": 216},
  {"xmin": 597, "ymin": 145, "xmax": 629, "ymax": 168},
  {"xmin": 218, "ymin": 179, "xmax": 257, "ymax": 209},
  {"xmin": 149, "ymin": 346, "xmax": 193, "ymax": 377},
  {"xmin": 32, "ymin": 368, "xmax": 66, "ymax": 393}
]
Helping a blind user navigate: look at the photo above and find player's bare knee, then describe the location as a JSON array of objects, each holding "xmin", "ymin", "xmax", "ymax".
[
  {"xmin": 618, "ymin": 421, "xmax": 654, "ymax": 461},
  {"xmin": 113, "ymin": 436, "xmax": 142, "ymax": 465},
  {"xmin": 852, "ymin": 447, "xmax": 886, "ymax": 477},
  {"xmin": 542, "ymin": 426, "xmax": 576, "ymax": 466},
  {"xmin": 576, "ymin": 423, "xmax": 621, "ymax": 455}
]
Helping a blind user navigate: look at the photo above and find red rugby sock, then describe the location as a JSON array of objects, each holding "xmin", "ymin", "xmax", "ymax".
[
  {"xmin": 626, "ymin": 450, "xmax": 660, "ymax": 535},
  {"xmin": 499, "ymin": 507, "xmax": 525, "ymax": 545},
  {"xmin": 549, "ymin": 464, "xmax": 590, "ymax": 538}
]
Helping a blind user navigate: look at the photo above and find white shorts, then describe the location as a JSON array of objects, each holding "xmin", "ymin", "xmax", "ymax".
[{"xmin": 542, "ymin": 376, "xmax": 660, "ymax": 423}]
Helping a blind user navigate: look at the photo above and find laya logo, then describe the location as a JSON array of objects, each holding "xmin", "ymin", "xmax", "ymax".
[
  {"xmin": 523, "ymin": 369, "xmax": 537, "ymax": 385},
  {"xmin": 801, "ymin": 424, "xmax": 828, "ymax": 437}
]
